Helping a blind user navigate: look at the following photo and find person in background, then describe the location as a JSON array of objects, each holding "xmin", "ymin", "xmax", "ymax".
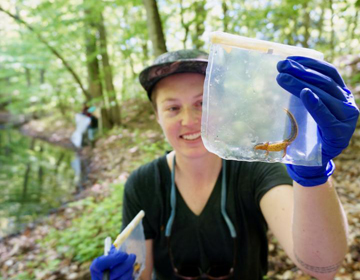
[
  {"xmin": 85, "ymin": 106, "xmax": 99, "ymax": 147},
  {"xmin": 70, "ymin": 104, "xmax": 91, "ymax": 149},
  {"xmin": 90, "ymin": 50, "xmax": 359, "ymax": 280}
]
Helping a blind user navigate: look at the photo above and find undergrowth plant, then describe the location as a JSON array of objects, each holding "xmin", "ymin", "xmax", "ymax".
[{"xmin": 41, "ymin": 183, "xmax": 125, "ymax": 263}]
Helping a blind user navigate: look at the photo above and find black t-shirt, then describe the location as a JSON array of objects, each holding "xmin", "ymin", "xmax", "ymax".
[{"xmin": 122, "ymin": 154, "xmax": 292, "ymax": 280}]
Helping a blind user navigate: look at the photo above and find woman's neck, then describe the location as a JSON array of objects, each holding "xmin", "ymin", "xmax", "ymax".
[{"xmin": 167, "ymin": 151, "xmax": 222, "ymax": 183}]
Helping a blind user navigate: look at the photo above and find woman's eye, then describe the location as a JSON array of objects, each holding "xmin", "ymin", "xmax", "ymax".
[{"xmin": 168, "ymin": 106, "xmax": 179, "ymax": 112}]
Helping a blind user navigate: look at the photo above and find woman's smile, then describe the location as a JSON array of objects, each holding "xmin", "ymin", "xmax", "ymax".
[{"xmin": 180, "ymin": 131, "xmax": 202, "ymax": 141}]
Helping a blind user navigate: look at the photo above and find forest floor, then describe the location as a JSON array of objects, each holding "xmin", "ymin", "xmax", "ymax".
[{"xmin": 1, "ymin": 98, "xmax": 360, "ymax": 280}]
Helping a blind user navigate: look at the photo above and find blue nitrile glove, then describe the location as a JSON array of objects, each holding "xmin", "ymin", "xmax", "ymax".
[
  {"xmin": 90, "ymin": 245, "xmax": 136, "ymax": 280},
  {"xmin": 277, "ymin": 56, "xmax": 359, "ymax": 186}
]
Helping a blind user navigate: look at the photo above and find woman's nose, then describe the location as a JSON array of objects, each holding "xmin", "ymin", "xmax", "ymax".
[{"xmin": 181, "ymin": 108, "xmax": 200, "ymax": 126}]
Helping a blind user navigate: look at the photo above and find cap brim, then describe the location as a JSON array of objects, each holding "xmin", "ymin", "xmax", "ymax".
[{"xmin": 139, "ymin": 59, "xmax": 208, "ymax": 100}]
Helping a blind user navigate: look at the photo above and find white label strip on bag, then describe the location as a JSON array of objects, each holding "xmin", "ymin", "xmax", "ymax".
[{"xmin": 210, "ymin": 31, "xmax": 324, "ymax": 59}]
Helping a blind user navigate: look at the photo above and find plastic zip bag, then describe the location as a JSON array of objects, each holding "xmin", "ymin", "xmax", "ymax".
[
  {"xmin": 202, "ymin": 31, "xmax": 324, "ymax": 166},
  {"xmin": 118, "ymin": 219, "xmax": 146, "ymax": 279},
  {"xmin": 113, "ymin": 210, "xmax": 146, "ymax": 280}
]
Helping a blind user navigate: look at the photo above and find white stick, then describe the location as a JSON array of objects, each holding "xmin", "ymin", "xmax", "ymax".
[
  {"xmin": 104, "ymin": 236, "xmax": 112, "ymax": 255},
  {"xmin": 113, "ymin": 210, "xmax": 145, "ymax": 249},
  {"xmin": 103, "ymin": 237, "xmax": 112, "ymax": 280}
]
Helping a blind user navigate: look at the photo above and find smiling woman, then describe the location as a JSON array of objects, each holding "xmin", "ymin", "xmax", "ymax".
[
  {"xmin": 89, "ymin": 50, "xmax": 293, "ymax": 280},
  {"xmin": 90, "ymin": 49, "xmax": 354, "ymax": 280}
]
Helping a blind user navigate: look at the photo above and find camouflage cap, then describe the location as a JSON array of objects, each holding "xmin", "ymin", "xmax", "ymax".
[{"xmin": 139, "ymin": 49, "xmax": 208, "ymax": 100}]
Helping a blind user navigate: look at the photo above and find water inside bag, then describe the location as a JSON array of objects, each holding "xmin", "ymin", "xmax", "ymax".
[{"xmin": 201, "ymin": 32, "xmax": 324, "ymax": 166}]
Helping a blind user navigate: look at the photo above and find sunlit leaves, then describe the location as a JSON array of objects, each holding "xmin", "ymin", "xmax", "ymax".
[{"xmin": 0, "ymin": 0, "xmax": 359, "ymax": 116}]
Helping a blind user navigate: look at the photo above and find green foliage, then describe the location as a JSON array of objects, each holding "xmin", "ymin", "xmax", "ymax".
[
  {"xmin": 1, "ymin": 0, "xmax": 359, "ymax": 118},
  {"xmin": 7, "ymin": 271, "xmax": 32, "ymax": 280},
  {"xmin": 0, "ymin": 128, "xmax": 75, "ymax": 236},
  {"xmin": 41, "ymin": 183, "xmax": 125, "ymax": 263},
  {"xmin": 351, "ymin": 72, "xmax": 360, "ymax": 85},
  {"xmin": 138, "ymin": 136, "xmax": 172, "ymax": 163}
]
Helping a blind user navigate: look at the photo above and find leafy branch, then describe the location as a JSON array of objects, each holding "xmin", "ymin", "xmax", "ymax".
[{"xmin": 0, "ymin": 6, "xmax": 91, "ymax": 100}]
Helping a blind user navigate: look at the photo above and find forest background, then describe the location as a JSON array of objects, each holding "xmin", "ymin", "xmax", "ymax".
[{"xmin": 0, "ymin": 0, "xmax": 360, "ymax": 279}]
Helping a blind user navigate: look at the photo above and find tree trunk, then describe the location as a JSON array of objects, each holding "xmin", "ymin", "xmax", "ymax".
[
  {"xmin": 25, "ymin": 67, "xmax": 31, "ymax": 87},
  {"xmin": 83, "ymin": 2, "xmax": 111, "ymax": 129},
  {"xmin": 54, "ymin": 153, "xmax": 65, "ymax": 175},
  {"xmin": 302, "ymin": 2, "xmax": 310, "ymax": 48},
  {"xmin": 317, "ymin": 2, "xmax": 325, "ymax": 42},
  {"xmin": 329, "ymin": 0, "xmax": 335, "ymax": 60},
  {"xmin": 84, "ymin": 16, "xmax": 102, "ymax": 101},
  {"xmin": 100, "ymin": 107, "xmax": 111, "ymax": 129},
  {"xmin": 37, "ymin": 145, "xmax": 44, "ymax": 202},
  {"xmin": 128, "ymin": 53, "xmax": 136, "ymax": 79},
  {"xmin": 22, "ymin": 138, "xmax": 35, "ymax": 201},
  {"xmin": 55, "ymin": 84, "xmax": 67, "ymax": 117},
  {"xmin": 40, "ymin": 69, "xmax": 45, "ymax": 84},
  {"xmin": 98, "ymin": 12, "xmax": 121, "ymax": 126},
  {"xmin": 191, "ymin": 1, "xmax": 206, "ymax": 50},
  {"xmin": 141, "ymin": 42, "xmax": 149, "ymax": 61},
  {"xmin": 222, "ymin": 1, "xmax": 229, "ymax": 33},
  {"xmin": 179, "ymin": 0, "xmax": 190, "ymax": 49},
  {"xmin": 142, "ymin": 0, "xmax": 167, "ymax": 56}
]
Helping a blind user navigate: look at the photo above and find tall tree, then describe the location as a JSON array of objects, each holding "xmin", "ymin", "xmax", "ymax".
[
  {"xmin": 302, "ymin": 2, "xmax": 311, "ymax": 48},
  {"xmin": 83, "ymin": 0, "xmax": 110, "ymax": 128},
  {"xmin": 98, "ymin": 12, "xmax": 121, "ymax": 126},
  {"xmin": 84, "ymin": 2, "xmax": 103, "ymax": 101},
  {"xmin": 142, "ymin": 0, "xmax": 167, "ymax": 56},
  {"xmin": 329, "ymin": 0, "xmax": 335, "ymax": 61},
  {"xmin": 222, "ymin": 1, "xmax": 229, "ymax": 33},
  {"xmin": 191, "ymin": 0, "xmax": 206, "ymax": 50},
  {"xmin": 316, "ymin": 1, "xmax": 326, "ymax": 42},
  {"xmin": 179, "ymin": 0, "xmax": 190, "ymax": 49}
]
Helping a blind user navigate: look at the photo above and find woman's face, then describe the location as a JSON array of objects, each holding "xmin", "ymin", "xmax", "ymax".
[{"xmin": 154, "ymin": 73, "xmax": 209, "ymax": 159}]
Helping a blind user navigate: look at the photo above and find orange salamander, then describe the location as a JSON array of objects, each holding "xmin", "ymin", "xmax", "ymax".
[{"xmin": 253, "ymin": 108, "xmax": 298, "ymax": 158}]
